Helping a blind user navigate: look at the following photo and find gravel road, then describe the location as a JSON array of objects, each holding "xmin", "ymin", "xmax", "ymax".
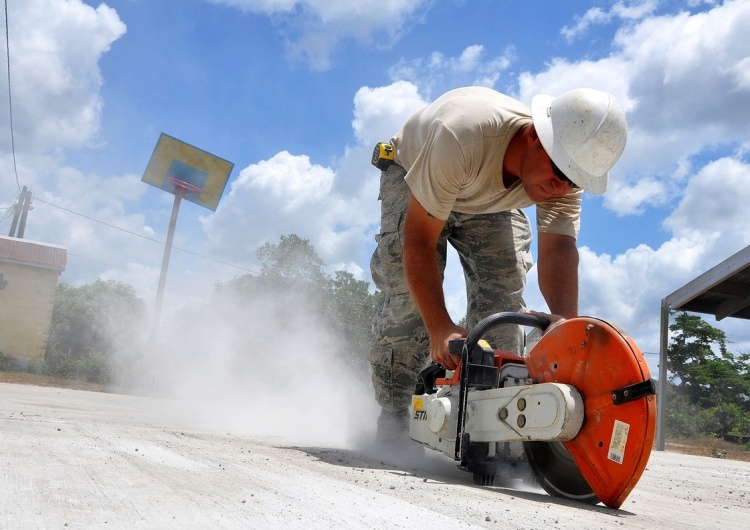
[{"xmin": 1, "ymin": 382, "xmax": 749, "ymax": 529}]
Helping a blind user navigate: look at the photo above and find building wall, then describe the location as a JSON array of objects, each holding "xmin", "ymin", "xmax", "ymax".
[{"xmin": 0, "ymin": 261, "xmax": 61, "ymax": 361}]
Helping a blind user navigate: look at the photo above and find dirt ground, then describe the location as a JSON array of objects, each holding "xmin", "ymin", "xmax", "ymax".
[{"xmin": 2, "ymin": 370, "xmax": 749, "ymax": 463}]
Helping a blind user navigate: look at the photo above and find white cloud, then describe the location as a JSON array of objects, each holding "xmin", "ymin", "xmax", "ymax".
[
  {"xmin": 351, "ymin": 81, "xmax": 427, "ymax": 146},
  {"xmin": 0, "ymin": 1, "xmax": 159, "ymax": 303},
  {"xmin": 209, "ymin": 0, "xmax": 430, "ymax": 70},
  {"xmin": 519, "ymin": 0, "xmax": 750, "ymax": 216},
  {"xmin": 531, "ymin": 156, "xmax": 750, "ymax": 354},
  {"xmin": 616, "ymin": 1, "xmax": 750, "ymax": 137},
  {"xmin": 603, "ymin": 177, "xmax": 669, "ymax": 216},
  {"xmin": 202, "ymin": 151, "xmax": 336, "ymax": 264},
  {"xmin": 202, "ymin": 81, "xmax": 429, "ymax": 277},
  {"xmin": 201, "ymin": 150, "xmax": 372, "ymax": 272},
  {"xmin": 5, "ymin": 0, "xmax": 750, "ymax": 364},
  {"xmin": 388, "ymin": 45, "xmax": 515, "ymax": 99},
  {"xmin": 517, "ymin": 56, "xmax": 635, "ymax": 113},
  {"xmin": 664, "ymin": 156, "xmax": 750, "ymax": 242},
  {"xmin": 514, "ymin": 2, "xmax": 750, "ymax": 353},
  {"xmin": 0, "ymin": 0, "xmax": 126, "ymax": 154},
  {"xmin": 561, "ymin": 0, "xmax": 658, "ymax": 42}
]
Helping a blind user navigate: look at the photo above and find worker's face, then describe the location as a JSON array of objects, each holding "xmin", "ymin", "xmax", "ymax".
[{"xmin": 521, "ymin": 136, "xmax": 578, "ymax": 202}]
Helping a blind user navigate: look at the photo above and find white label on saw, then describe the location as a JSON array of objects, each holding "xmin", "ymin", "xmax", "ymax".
[{"xmin": 608, "ymin": 420, "xmax": 630, "ymax": 464}]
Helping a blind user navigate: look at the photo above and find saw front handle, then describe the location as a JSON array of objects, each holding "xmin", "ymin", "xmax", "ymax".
[
  {"xmin": 455, "ymin": 312, "xmax": 550, "ymax": 461},
  {"xmin": 463, "ymin": 312, "xmax": 550, "ymax": 353}
]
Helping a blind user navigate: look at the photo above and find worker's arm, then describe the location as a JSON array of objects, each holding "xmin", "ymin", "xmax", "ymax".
[
  {"xmin": 537, "ymin": 231, "xmax": 579, "ymax": 319},
  {"xmin": 402, "ymin": 194, "xmax": 467, "ymax": 370}
]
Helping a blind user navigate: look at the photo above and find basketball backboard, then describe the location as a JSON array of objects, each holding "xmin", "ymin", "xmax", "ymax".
[{"xmin": 142, "ymin": 133, "xmax": 233, "ymax": 211}]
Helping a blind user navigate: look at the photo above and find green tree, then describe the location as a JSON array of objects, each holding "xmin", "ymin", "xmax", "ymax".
[
  {"xmin": 257, "ymin": 234, "xmax": 329, "ymax": 284},
  {"xmin": 216, "ymin": 234, "xmax": 332, "ymax": 306},
  {"xmin": 45, "ymin": 280, "xmax": 146, "ymax": 384},
  {"xmin": 667, "ymin": 312, "xmax": 750, "ymax": 437},
  {"xmin": 669, "ymin": 312, "xmax": 750, "ymax": 409},
  {"xmin": 214, "ymin": 235, "xmax": 383, "ymax": 375},
  {"xmin": 328, "ymin": 270, "xmax": 384, "ymax": 372}
]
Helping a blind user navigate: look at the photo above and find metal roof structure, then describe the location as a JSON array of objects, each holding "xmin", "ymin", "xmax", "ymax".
[{"xmin": 656, "ymin": 244, "xmax": 750, "ymax": 450}]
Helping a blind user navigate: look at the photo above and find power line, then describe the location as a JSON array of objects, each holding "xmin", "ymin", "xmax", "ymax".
[
  {"xmin": 34, "ymin": 196, "xmax": 261, "ymax": 275},
  {"xmin": 3, "ymin": 0, "xmax": 20, "ymax": 191}
]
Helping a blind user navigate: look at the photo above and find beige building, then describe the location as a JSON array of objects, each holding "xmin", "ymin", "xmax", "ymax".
[{"xmin": 0, "ymin": 236, "xmax": 67, "ymax": 361}]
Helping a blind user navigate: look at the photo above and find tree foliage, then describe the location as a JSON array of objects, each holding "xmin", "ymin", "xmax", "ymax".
[
  {"xmin": 45, "ymin": 279, "xmax": 146, "ymax": 384},
  {"xmin": 214, "ymin": 234, "xmax": 383, "ymax": 374},
  {"xmin": 666, "ymin": 312, "xmax": 750, "ymax": 437}
]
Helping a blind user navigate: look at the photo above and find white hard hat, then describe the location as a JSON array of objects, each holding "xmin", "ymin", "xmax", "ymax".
[{"xmin": 531, "ymin": 88, "xmax": 627, "ymax": 195}]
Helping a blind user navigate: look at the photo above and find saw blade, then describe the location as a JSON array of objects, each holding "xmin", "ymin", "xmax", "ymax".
[{"xmin": 523, "ymin": 441, "xmax": 599, "ymax": 504}]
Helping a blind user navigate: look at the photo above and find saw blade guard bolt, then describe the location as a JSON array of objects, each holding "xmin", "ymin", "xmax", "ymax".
[
  {"xmin": 517, "ymin": 398, "xmax": 527, "ymax": 411},
  {"xmin": 498, "ymin": 408, "xmax": 508, "ymax": 420},
  {"xmin": 517, "ymin": 415, "xmax": 526, "ymax": 428}
]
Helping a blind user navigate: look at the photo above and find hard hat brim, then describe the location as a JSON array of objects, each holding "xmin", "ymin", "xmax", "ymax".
[{"xmin": 531, "ymin": 94, "xmax": 608, "ymax": 195}]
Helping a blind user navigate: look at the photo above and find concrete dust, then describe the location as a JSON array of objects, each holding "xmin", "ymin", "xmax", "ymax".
[
  {"xmin": 144, "ymin": 292, "xmax": 380, "ymax": 448},
  {"xmin": 9, "ymin": 286, "xmax": 749, "ymax": 527},
  {"xmin": 110, "ymin": 288, "xmax": 550, "ymax": 493}
]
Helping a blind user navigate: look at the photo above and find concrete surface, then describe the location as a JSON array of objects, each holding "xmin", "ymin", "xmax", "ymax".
[{"xmin": 1, "ymin": 382, "xmax": 749, "ymax": 529}]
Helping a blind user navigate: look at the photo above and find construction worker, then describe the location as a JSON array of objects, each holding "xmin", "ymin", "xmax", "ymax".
[{"xmin": 369, "ymin": 86, "xmax": 627, "ymax": 445}]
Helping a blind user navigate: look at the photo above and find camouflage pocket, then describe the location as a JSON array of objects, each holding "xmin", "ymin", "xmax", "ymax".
[
  {"xmin": 370, "ymin": 213, "xmax": 408, "ymax": 294},
  {"xmin": 368, "ymin": 344, "xmax": 394, "ymax": 408}
]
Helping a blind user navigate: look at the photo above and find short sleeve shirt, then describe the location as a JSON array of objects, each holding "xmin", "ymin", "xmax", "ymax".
[{"xmin": 390, "ymin": 87, "xmax": 581, "ymax": 238}]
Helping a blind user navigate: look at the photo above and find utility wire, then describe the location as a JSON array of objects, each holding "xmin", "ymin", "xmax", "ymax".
[
  {"xmin": 37, "ymin": 198, "xmax": 377, "ymax": 331},
  {"xmin": 3, "ymin": 0, "xmax": 20, "ymax": 191},
  {"xmin": 34, "ymin": 196, "xmax": 262, "ymax": 275}
]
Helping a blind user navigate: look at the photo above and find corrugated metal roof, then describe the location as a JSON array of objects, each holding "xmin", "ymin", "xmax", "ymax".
[{"xmin": 0, "ymin": 236, "xmax": 67, "ymax": 271}]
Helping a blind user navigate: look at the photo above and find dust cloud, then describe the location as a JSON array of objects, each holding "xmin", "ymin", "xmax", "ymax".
[
  {"xmin": 130, "ymin": 289, "xmax": 381, "ymax": 450},
  {"xmin": 104, "ymin": 285, "xmax": 540, "ymax": 491}
]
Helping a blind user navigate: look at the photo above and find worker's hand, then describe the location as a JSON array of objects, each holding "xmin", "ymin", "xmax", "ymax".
[
  {"xmin": 430, "ymin": 324, "xmax": 469, "ymax": 371},
  {"xmin": 526, "ymin": 310, "xmax": 566, "ymax": 333}
]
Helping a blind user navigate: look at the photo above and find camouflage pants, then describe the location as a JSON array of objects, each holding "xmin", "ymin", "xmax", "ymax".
[{"xmin": 368, "ymin": 164, "xmax": 533, "ymax": 413}]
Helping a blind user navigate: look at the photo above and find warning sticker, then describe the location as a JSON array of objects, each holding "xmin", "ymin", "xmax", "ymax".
[
  {"xmin": 412, "ymin": 397, "xmax": 423, "ymax": 411},
  {"xmin": 608, "ymin": 420, "xmax": 630, "ymax": 464}
]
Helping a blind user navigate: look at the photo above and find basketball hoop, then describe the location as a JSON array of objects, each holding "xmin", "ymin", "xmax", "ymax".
[{"xmin": 166, "ymin": 176, "xmax": 202, "ymax": 197}]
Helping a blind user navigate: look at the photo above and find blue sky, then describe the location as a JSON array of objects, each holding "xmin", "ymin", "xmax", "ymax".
[{"xmin": 2, "ymin": 0, "xmax": 750, "ymax": 366}]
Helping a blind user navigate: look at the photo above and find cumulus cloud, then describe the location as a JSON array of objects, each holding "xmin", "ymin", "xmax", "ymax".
[
  {"xmin": 519, "ymin": 156, "xmax": 750, "ymax": 354},
  {"xmin": 603, "ymin": 177, "xmax": 669, "ymax": 216},
  {"xmin": 519, "ymin": 0, "xmax": 750, "ymax": 217},
  {"xmin": 202, "ymin": 151, "xmax": 337, "ymax": 265},
  {"xmin": 0, "ymin": 0, "xmax": 126, "ymax": 154},
  {"xmin": 664, "ymin": 156, "xmax": 750, "ymax": 242},
  {"xmin": 561, "ymin": 0, "xmax": 658, "ymax": 42},
  {"xmin": 616, "ymin": 2, "xmax": 750, "ymax": 135},
  {"xmin": 5, "ymin": 0, "xmax": 750, "ymax": 362},
  {"xmin": 388, "ymin": 45, "xmax": 515, "ymax": 99},
  {"xmin": 501, "ymin": 2, "xmax": 750, "ymax": 354},
  {"xmin": 202, "ymin": 81, "xmax": 427, "ymax": 278},
  {"xmin": 208, "ymin": 0, "xmax": 430, "ymax": 70},
  {"xmin": 0, "ymin": 1, "xmax": 160, "ymax": 297},
  {"xmin": 351, "ymin": 81, "xmax": 427, "ymax": 146},
  {"xmin": 202, "ymin": 150, "xmax": 370, "ymax": 274}
]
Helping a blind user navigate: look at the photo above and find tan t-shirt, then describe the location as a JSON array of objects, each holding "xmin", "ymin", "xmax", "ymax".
[{"xmin": 391, "ymin": 87, "xmax": 582, "ymax": 238}]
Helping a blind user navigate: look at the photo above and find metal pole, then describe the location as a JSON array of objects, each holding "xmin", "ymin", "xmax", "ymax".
[
  {"xmin": 656, "ymin": 300, "xmax": 670, "ymax": 450},
  {"xmin": 17, "ymin": 188, "xmax": 33, "ymax": 239},
  {"xmin": 8, "ymin": 186, "xmax": 26, "ymax": 237},
  {"xmin": 150, "ymin": 189, "xmax": 185, "ymax": 344}
]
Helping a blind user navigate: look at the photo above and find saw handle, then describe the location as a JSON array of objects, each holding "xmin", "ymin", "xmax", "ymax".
[
  {"xmin": 463, "ymin": 312, "xmax": 550, "ymax": 353},
  {"xmin": 454, "ymin": 312, "xmax": 550, "ymax": 462}
]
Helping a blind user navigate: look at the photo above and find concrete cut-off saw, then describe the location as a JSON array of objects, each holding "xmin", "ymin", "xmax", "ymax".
[{"xmin": 409, "ymin": 312, "xmax": 656, "ymax": 509}]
